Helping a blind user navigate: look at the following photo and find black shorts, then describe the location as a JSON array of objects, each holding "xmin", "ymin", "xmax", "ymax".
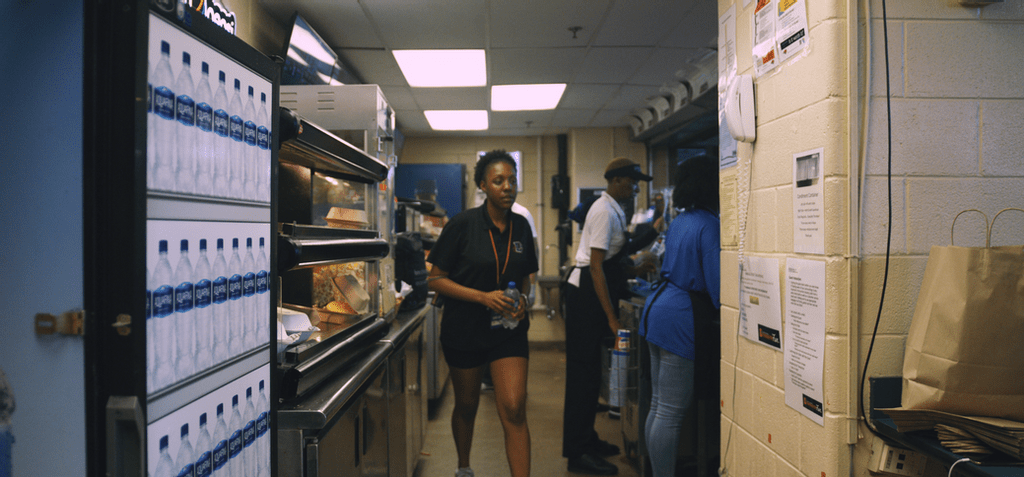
[{"xmin": 442, "ymin": 332, "xmax": 529, "ymax": 369}]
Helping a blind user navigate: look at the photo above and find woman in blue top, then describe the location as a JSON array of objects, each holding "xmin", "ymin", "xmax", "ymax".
[{"xmin": 639, "ymin": 155, "xmax": 720, "ymax": 477}]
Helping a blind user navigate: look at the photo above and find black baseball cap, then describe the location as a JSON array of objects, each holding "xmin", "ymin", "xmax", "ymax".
[{"xmin": 604, "ymin": 157, "xmax": 653, "ymax": 181}]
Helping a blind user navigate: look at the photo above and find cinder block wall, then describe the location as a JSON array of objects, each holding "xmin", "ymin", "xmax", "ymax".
[{"xmin": 718, "ymin": 1, "xmax": 1024, "ymax": 476}]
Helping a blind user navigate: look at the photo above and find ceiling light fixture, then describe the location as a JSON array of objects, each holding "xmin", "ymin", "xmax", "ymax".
[
  {"xmin": 568, "ymin": 26, "xmax": 582, "ymax": 39},
  {"xmin": 392, "ymin": 49, "xmax": 486, "ymax": 87},
  {"xmin": 424, "ymin": 110, "xmax": 489, "ymax": 130},
  {"xmin": 491, "ymin": 84, "xmax": 566, "ymax": 111}
]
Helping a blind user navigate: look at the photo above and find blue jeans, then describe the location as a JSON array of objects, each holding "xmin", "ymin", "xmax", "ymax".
[{"xmin": 644, "ymin": 343, "xmax": 694, "ymax": 477}]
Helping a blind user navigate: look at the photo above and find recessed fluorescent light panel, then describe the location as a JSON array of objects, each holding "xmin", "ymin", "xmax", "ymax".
[
  {"xmin": 424, "ymin": 110, "xmax": 489, "ymax": 130},
  {"xmin": 393, "ymin": 49, "xmax": 487, "ymax": 87},
  {"xmin": 491, "ymin": 84, "xmax": 566, "ymax": 111}
]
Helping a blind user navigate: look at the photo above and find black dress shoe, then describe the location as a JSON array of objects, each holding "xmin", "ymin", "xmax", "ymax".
[
  {"xmin": 568, "ymin": 453, "xmax": 618, "ymax": 475},
  {"xmin": 587, "ymin": 438, "xmax": 620, "ymax": 457}
]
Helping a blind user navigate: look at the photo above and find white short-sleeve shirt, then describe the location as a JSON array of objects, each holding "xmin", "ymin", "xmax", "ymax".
[{"xmin": 568, "ymin": 191, "xmax": 627, "ymax": 286}]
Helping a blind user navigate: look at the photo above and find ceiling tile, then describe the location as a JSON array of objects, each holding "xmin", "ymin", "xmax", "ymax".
[
  {"xmin": 410, "ymin": 87, "xmax": 489, "ymax": 110},
  {"xmin": 260, "ymin": 0, "xmax": 384, "ymax": 49},
  {"xmin": 628, "ymin": 48, "xmax": 706, "ymax": 86},
  {"xmin": 489, "ymin": 0, "xmax": 611, "ymax": 48},
  {"xmin": 592, "ymin": 0, "xmax": 698, "ymax": 47},
  {"xmin": 489, "ymin": 47, "xmax": 586, "ymax": 85},
  {"xmin": 603, "ymin": 84, "xmax": 665, "ymax": 110},
  {"xmin": 574, "ymin": 47, "xmax": 654, "ymax": 84},
  {"xmin": 551, "ymin": 109, "xmax": 598, "ymax": 128},
  {"xmin": 559, "ymin": 84, "xmax": 620, "ymax": 109},
  {"xmin": 590, "ymin": 108, "xmax": 634, "ymax": 128},
  {"xmin": 661, "ymin": 3, "xmax": 718, "ymax": 49},
  {"xmin": 490, "ymin": 110, "xmax": 556, "ymax": 130},
  {"xmin": 338, "ymin": 49, "xmax": 406, "ymax": 86},
  {"xmin": 362, "ymin": 0, "xmax": 487, "ymax": 48}
]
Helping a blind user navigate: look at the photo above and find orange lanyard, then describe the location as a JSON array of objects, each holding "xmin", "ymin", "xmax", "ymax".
[{"xmin": 488, "ymin": 221, "xmax": 512, "ymax": 286}]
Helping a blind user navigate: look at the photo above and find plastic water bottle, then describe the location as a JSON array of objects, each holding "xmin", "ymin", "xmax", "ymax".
[
  {"xmin": 212, "ymin": 71, "xmax": 231, "ymax": 198},
  {"xmin": 195, "ymin": 412, "xmax": 213, "ymax": 477},
  {"xmin": 499, "ymin": 281, "xmax": 521, "ymax": 329},
  {"xmin": 147, "ymin": 266, "xmax": 155, "ymax": 393},
  {"xmin": 174, "ymin": 239, "xmax": 196, "ymax": 380},
  {"xmin": 175, "ymin": 423, "xmax": 195, "ymax": 477},
  {"xmin": 152, "ymin": 41, "xmax": 177, "ymax": 192},
  {"xmin": 194, "ymin": 239, "xmax": 213, "ymax": 372},
  {"xmin": 242, "ymin": 238, "xmax": 257, "ymax": 351},
  {"xmin": 242, "ymin": 387, "xmax": 257, "ymax": 477},
  {"xmin": 255, "ymin": 238, "xmax": 269, "ymax": 346},
  {"xmin": 228, "ymin": 79, "xmax": 244, "ymax": 199},
  {"xmin": 194, "ymin": 62, "xmax": 214, "ymax": 196},
  {"xmin": 211, "ymin": 239, "xmax": 229, "ymax": 364},
  {"xmin": 175, "ymin": 51, "xmax": 196, "ymax": 195},
  {"xmin": 255, "ymin": 380, "xmax": 269, "ymax": 477},
  {"xmin": 228, "ymin": 395, "xmax": 244, "ymax": 477},
  {"xmin": 227, "ymin": 239, "xmax": 243, "ymax": 356},
  {"xmin": 211, "ymin": 404, "xmax": 229, "ymax": 476},
  {"xmin": 255, "ymin": 93, "xmax": 270, "ymax": 202},
  {"xmin": 152, "ymin": 240, "xmax": 176, "ymax": 389},
  {"xmin": 156, "ymin": 435, "xmax": 175, "ymax": 477},
  {"xmin": 242, "ymin": 86, "xmax": 257, "ymax": 201}
]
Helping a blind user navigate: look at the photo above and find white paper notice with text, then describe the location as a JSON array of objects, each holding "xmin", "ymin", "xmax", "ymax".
[
  {"xmin": 739, "ymin": 256, "xmax": 783, "ymax": 350},
  {"xmin": 784, "ymin": 258, "xmax": 826, "ymax": 426}
]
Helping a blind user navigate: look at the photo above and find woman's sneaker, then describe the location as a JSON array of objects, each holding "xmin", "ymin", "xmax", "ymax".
[{"xmin": 455, "ymin": 467, "xmax": 474, "ymax": 477}]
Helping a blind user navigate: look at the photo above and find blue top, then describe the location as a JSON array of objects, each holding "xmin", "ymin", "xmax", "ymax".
[{"xmin": 639, "ymin": 208, "xmax": 720, "ymax": 360}]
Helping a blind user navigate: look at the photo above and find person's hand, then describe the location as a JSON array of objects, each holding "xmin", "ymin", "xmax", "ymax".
[
  {"xmin": 511, "ymin": 295, "xmax": 529, "ymax": 322},
  {"xmin": 653, "ymin": 216, "xmax": 665, "ymax": 232},
  {"xmin": 480, "ymin": 290, "xmax": 516, "ymax": 316}
]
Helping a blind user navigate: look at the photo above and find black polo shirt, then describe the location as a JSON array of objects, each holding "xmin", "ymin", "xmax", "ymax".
[{"xmin": 427, "ymin": 202, "xmax": 539, "ymax": 351}]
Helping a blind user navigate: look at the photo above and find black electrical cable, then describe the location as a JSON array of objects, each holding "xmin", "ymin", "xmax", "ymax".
[{"xmin": 858, "ymin": 0, "xmax": 893, "ymax": 437}]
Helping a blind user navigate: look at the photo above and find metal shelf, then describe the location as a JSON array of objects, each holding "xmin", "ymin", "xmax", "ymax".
[{"xmin": 278, "ymin": 107, "xmax": 388, "ymax": 183}]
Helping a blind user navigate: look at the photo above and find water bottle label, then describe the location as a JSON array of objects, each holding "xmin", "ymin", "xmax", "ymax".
[
  {"xmin": 195, "ymin": 451, "xmax": 212, "ymax": 477},
  {"xmin": 213, "ymin": 109, "xmax": 230, "ymax": 137},
  {"xmin": 174, "ymin": 281, "xmax": 194, "ymax": 313},
  {"xmin": 154, "ymin": 86, "xmax": 176, "ymax": 120},
  {"xmin": 194, "ymin": 278, "xmax": 212, "ymax": 308},
  {"xmin": 256, "ymin": 411, "xmax": 268, "ymax": 438},
  {"xmin": 196, "ymin": 102, "xmax": 214, "ymax": 132},
  {"xmin": 228, "ymin": 275, "xmax": 242, "ymax": 301},
  {"xmin": 242, "ymin": 272, "xmax": 255, "ymax": 297},
  {"xmin": 255, "ymin": 270, "xmax": 268, "ymax": 294},
  {"xmin": 229, "ymin": 115, "xmax": 244, "ymax": 142},
  {"xmin": 146, "ymin": 289, "xmax": 152, "ymax": 320},
  {"xmin": 243, "ymin": 420, "xmax": 256, "ymax": 448},
  {"xmin": 228, "ymin": 429, "xmax": 243, "ymax": 458},
  {"xmin": 147, "ymin": 83, "xmax": 153, "ymax": 114},
  {"xmin": 243, "ymin": 120, "xmax": 257, "ymax": 146},
  {"xmin": 212, "ymin": 276, "xmax": 228, "ymax": 304},
  {"xmin": 153, "ymin": 285, "xmax": 174, "ymax": 318},
  {"xmin": 175, "ymin": 462, "xmax": 195, "ymax": 477},
  {"xmin": 212, "ymin": 440, "xmax": 228, "ymax": 470},
  {"xmin": 176, "ymin": 94, "xmax": 196, "ymax": 127},
  {"xmin": 256, "ymin": 126, "xmax": 270, "ymax": 150}
]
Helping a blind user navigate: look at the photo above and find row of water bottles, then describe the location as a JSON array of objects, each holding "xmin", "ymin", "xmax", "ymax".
[
  {"xmin": 154, "ymin": 383, "xmax": 270, "ymax": 477},
  {"xmin": 147, "ymin": 237, "xmax": 270, "ymax": 392},
  {"xmin": 149, "ymin": 40, "xmax": 272, "ymax": 202}
]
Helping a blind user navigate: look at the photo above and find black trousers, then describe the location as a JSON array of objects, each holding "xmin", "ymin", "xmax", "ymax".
[{"xmin": 562, "ymin": 268, "xmax": 617, "ymax": 458}]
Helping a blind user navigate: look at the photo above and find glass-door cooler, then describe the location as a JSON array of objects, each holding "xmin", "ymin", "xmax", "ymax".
[{"xmin": 84, "ymin": 2, "xmax": 280, "ymax": 476}]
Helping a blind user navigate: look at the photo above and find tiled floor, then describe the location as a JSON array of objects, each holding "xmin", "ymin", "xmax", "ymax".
[{"xmin": 415, "ymin": 310, "xmax": 642, "ymax": 477}]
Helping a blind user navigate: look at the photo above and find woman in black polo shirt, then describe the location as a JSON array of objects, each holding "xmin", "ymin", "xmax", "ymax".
[{"xmin": 427, "ymin": 150, "xmax": 538, "ymax": 477}]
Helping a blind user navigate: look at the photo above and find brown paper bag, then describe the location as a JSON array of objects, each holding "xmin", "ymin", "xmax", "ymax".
[{"xmin": 902, "ymin": 208, "xmax": 1024, "ymax": 421}]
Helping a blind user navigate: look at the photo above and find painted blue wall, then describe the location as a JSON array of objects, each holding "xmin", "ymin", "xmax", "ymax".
[{"xmin": 0, "ymin": 1, "xmax": 86, "ymax": 476}]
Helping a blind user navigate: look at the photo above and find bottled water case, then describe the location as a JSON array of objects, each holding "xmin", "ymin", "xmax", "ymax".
[{"xmin": 83, "ymin": 5, "xmax": 279, "ymax": 476}]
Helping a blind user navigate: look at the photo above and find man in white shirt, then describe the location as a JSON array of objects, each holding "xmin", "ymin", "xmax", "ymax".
[{"xmin": 562, "ymin": 158, "xmax": 653, "ymax": 475}]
